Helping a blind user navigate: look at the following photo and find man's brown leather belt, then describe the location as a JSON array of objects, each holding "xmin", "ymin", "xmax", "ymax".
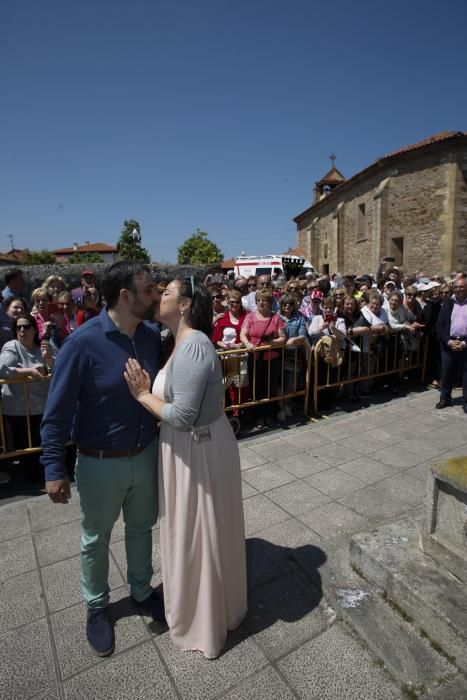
[{"xmin": 78, "ymin": 447, "xmax": 145, "ymax": 459}]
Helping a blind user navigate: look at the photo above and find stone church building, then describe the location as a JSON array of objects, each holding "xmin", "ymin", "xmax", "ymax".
[{"xmin": 294, "ymin": 131, "xmax": 467, "ymax": 276}]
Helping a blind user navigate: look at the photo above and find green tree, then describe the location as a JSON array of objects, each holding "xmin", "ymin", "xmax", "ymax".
[
  {"xmin": 116, "ymin": 219, "xmax": 151, "ymax": 263},
  {"xmin": 67, "ymin": 252, "xmax": 103, "ymax": 264},
  {"xmin": 22, "ymin": 249, "xmax": 57, "ymax": 265},
  {"xmin": 177, "ymin": 229, "xmax": 223, "ymax": 265}
]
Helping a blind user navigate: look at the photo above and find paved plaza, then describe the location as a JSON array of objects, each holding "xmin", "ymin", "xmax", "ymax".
[{"xmin": 1, "ymin": 387, "xmax": 467, "ymax": 699}]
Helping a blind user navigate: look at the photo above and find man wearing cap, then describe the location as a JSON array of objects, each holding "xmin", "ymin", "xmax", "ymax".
[
  {"xmin": 41, "ymin": 261, "xmax": 164, "ymax": 657},
  {"xmin": 300, "ymin": 285, "xmax": 323, "ymax": 325},
  {"xmin": 381, "ymin": 280, "xmax": 397, "ymax": 306},
  {"xmin": 72, "ymin": 269, "xmax": 97, "ymax": 306},
  {"xmin": 435, "ymin": 276, "xmax": 467, "ymax": 412}
]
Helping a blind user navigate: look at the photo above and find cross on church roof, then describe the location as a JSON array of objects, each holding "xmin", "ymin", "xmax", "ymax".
[{"xmin": 329, "ymin": 153, "xmax": 337, "ymax": 168}]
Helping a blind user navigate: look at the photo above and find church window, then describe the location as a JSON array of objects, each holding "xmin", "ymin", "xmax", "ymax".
[{"xmin": 357, "ymin": 202, "xmax": 367, "ymax": 241}]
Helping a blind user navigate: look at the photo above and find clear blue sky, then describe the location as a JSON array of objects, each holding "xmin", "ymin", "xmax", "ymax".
[{"xmin": 2, "ymin": 0, "xmax": 466, "ymax": 263}]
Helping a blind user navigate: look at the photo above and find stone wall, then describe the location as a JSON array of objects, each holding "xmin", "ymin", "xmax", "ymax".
[
  {"xmin": 385, "ymin": 154, "xmax": 451, "ymax": 275},
  {"xmin": 453, "ymin": 154, "xmax": 467, "ymax": 271},
  {"xmin": 3, "ymin": 263, "xmax": 220, "ymax": 301},
  {"xmin": 296, "ymin": 141, "xmax": 467, "ymax": 276}
]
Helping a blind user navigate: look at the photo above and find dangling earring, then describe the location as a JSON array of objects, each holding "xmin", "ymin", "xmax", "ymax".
[{"xmin": 180, "ymin": 309, "xmax": 184, "ymax": 316}]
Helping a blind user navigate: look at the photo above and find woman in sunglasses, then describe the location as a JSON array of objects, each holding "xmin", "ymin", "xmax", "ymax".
[
  {"xmin": 439, "ymin": 284, "xmax": 453, "ymax": 301},
  {"xmin": 207, "ymin": 284, "xmax": 225, "ymax": 324},
  {"xmin": 278, "ymin": 293, "xmax": 307, "ymax": 420},
  {"xmin": 332, "ymin": 287, "xmax": 346, "ymax": 313},
  {"xmin": 403, "ymin": 285, "xmax": 424, "ymax": 324},
  {"xmin": 0, "ymin": 313, "xmax": 55, "ymax": 480}
]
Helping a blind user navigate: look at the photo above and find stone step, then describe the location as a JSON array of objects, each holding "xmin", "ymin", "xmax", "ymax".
[
  {"xmin": 349, "ymin": 517, "xmax": 467, "ymax": 674},
  {"xmin": 322, "ymin": 541, "xmax": 457, "ymax": 694},
  {"xmin": 332, "ymin": 587, "xmax": 457, "ymax": 694},
  {"xmin": 420, "ymin": 673, "xmax": 467, "ymax": 698}
]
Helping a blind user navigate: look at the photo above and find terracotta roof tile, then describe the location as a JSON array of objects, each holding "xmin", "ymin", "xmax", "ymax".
[
  {"xmin": 378, "ymin": 131, "xmax": 466, "ymax": 161},
  {"xmin": 316, "ymin": 166, "xmax": 346, "ymax": 184},
  {"xmin": 282, "ymin": 246, "xmax": 307, "ymax": 258},
  {"xmin": 53, "ymin": 242, "xmax": 117, "ymax": 254},
  {"xmin": 294, "ymin": 130, "xmax": 467, "ymax": 222}
]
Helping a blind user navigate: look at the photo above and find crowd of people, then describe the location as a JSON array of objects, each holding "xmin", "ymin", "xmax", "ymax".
[
  {"xmin": 0, "ymin": 259, "xmax": 465, "ymax": 662},
  {"xmin": 208, "ymin": 262, "xmax": 466, "ymax": 418},
  {"xmin": 0, "ymin": 267, "xmax": 104, "ymax": 486},
  {"xmin": 0, "ymin": 262, "xmax": 466, "ymax": 486}
]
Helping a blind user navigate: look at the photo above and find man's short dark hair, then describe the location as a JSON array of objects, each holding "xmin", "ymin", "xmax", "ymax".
[
  {"xmin": 4, "ymin": 268, "xmax": 24, "ymax": 286},
  {"xmin": 101, "ymin": 261, "xmax": 151, "ymax": 308}
]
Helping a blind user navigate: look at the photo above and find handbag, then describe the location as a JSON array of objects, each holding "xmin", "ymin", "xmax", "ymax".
[{"xmin": 259, "ymin": 317, "xmax": 279, "ymax": 360}]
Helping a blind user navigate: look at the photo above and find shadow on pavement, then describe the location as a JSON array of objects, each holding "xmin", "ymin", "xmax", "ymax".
[{"xmin": 106, "ymin": 538, "xmax": 327, "ymax": 658}]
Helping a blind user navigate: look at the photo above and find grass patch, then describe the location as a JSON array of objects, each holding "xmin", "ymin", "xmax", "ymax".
[
  {"xmin": 381, "ymin": 592, "xmax": 414, "ymax": 624},
  {"xmin": 419, "ymin": 628, "xmax": 457, "ymax": 666},
  {"xmin": 350, "ymin": 562, "xmax": 370, "ymax": 583},
  {"xmin": 401, "ymin": 684, "xmax": 427, "ymax": 699}
]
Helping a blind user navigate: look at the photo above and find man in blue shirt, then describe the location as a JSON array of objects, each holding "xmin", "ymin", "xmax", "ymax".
[
  {"xmin": 41, "ymin": 261, "xmax": 162, "ymax": 657},
  {"xmin": 2, "ymin": 268, "xmax": 27, "ymax": 306}
]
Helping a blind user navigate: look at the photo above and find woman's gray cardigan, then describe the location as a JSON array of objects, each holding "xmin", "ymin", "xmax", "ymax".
[{"xmin": 160, "ymin": 332, "xmax": 225, "ymax": 431}]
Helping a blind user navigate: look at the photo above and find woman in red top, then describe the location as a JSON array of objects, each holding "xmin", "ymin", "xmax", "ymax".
[
  {"xmin": 213, "ymin": 289, "xmax": 248, "ymax": 414},
  {"xmin": 240, "ymin": 288, "xmax": 286, "ymax": 426},
  {"xmin": 212, "ymin": 290, "xmax": 246, "ymax": 348},
  {"xmin": 75, "ymin": 287, "xmax": 101, "ymax": 326}
]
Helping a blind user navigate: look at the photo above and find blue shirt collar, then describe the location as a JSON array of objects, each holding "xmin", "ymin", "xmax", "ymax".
[{"xmin": 99, "ymin": 306, "xmax": 153, "ymax": 337}]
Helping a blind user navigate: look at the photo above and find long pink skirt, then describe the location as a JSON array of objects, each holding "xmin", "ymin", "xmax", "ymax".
[{"xmin": 158, "ymin": 413, "xmax": 247, "ymax": 658}]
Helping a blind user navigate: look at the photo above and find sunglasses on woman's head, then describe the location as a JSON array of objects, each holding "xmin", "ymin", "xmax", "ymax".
[{"xmin": 184, "ymin": 276, "xmax": 195, "ymax": 296}]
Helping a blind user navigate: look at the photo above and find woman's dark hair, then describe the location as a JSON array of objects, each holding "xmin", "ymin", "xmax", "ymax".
[
  {"xmin": 178, "ymin": 278, "xmax": 213, "ymax": 337},
  {"xmin": 12, "ymin": 313, "xmax": 40, "ymax": 346},
  {"xmin": 101, "ymin": 261, "xmax": 150, "ymax": 308},
  {"xmin": 4, "ymin": 296, "xmax": 26, "ymax": 312}
]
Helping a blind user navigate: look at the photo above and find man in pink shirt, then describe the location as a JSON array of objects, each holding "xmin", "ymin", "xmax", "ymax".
[{"xmin": 435, "ymin": 276, "xmax": 467, "ymax": 412}]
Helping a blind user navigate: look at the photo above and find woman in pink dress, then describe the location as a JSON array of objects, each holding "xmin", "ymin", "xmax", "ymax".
[{"xmin": 124, "ymin": 278, "xmax": 247, "ymax": 659}]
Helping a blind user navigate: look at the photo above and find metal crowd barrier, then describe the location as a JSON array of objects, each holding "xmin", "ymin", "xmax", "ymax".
[
  {"xmin": 311, "ymin": 329, "xmax": 429, "ymax": 414},
  {"xmin": 217, "ymin": 342, "xmax": 313, "ymax": 429},
  {"xmin": 0, "ymin": 375, "xmax": 51, "ymax": 459},
  {"xmin": 0, "ymin": 331, "xmax": 429, "ymax": 459}
]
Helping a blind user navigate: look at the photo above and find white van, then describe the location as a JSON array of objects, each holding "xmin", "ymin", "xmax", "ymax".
[{"xmin": 234, "ymin": 255, "xmax": 316, "ymax": 279}]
